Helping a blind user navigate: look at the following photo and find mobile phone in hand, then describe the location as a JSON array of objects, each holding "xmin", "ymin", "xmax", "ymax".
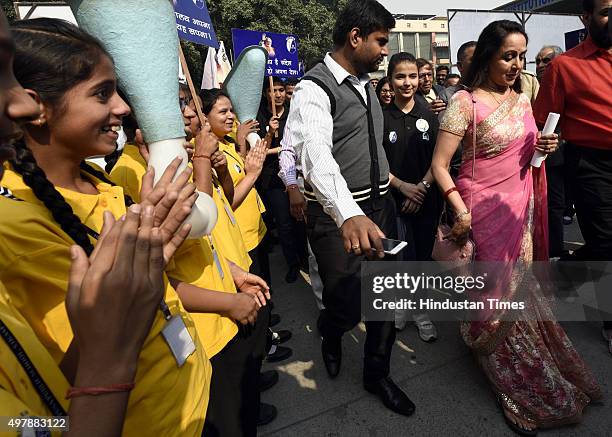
[{"xmin": 381, "ymin": 238, "xmax": 407, "ymax": 255}]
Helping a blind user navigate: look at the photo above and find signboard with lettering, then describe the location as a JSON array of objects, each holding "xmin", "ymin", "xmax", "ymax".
[
  {"xmin": 173, "ymin": 0, "xmax": 219, "ymax": 49},
  {"xmin": 231, "ymin": 29, "xmax": 301, "ymax": 78}
]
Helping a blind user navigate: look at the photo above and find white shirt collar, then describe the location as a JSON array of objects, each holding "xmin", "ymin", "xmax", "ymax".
[{"xmin": 324, "ymin": 53, "xmax": 371, "ymax": 88}]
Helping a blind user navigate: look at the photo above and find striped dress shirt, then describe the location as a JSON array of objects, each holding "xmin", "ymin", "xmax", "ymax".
[{"xmin": 281, "ymin": 53, "xmax": 372, "ymax": 228}]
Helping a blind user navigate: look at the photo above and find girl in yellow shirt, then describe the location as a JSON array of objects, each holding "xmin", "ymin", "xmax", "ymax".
[
  {"xmin": 0, "ymin": 19, "xmax": 210, "ymax": 436},
  {"xmin": 109, "ymin": 86, "xmax": 273, "ymax": 435},
  {"xmin": 199, "ymin": 89, "xmax": 271, "ymax": 284}
]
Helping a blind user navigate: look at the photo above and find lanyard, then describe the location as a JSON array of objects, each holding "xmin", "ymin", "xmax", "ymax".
[
  {"xmin": 207, "ymin": 236, "xmax": 225, "ymax": 279},
  {"xmin": 0, "ymin": 320, "xmax": 67, "ymax": 416}
]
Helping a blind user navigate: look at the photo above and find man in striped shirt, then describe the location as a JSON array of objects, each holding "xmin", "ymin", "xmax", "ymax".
[{"xmin": 282, "ymin": 0, "xmax": 416, "ymax": 416}]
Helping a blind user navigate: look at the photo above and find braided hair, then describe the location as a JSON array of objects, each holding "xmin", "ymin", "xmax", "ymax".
[
  {"xmin": 11, "ymin": 140, "xmax": 96, "ymax": 255},
  {"xmin": 9, "ymin": 18, "xmax": 121, "ymax": 255}
]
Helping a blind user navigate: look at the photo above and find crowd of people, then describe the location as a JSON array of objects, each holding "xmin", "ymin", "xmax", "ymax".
[{"xmin": 0, "ymin": 0, "xmax": 610, "ymax": 436}]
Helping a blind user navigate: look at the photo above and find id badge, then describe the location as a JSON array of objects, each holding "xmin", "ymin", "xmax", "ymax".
[{"xmin": 161, "ymin": 316, "xmax": 196, "ymax": 367}]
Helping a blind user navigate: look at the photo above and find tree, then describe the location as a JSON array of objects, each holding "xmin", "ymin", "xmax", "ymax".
[
  {"xmin": 1, "ymin": 0, "xmax": 347, "ymax": 83},
  {"xmin": 1, "ymin": 0, "xmax": 18, "ymax": 22},
  {"xmin": 206, "ymin": 0, "xmax": 347, "ymax": 67},
  {"xmin": 182, "ymin": 0, "xmax": 346, "ymax": 89}
]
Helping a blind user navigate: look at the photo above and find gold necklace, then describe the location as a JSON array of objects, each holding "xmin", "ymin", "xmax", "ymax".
[{"xmin": 484, "ymin": 88, "xmax": 509, "ymax": 106}]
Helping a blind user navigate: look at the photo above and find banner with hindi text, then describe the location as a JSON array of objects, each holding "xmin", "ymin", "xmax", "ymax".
[{"xmin": 231, "ymin": 28, "xmax": 301, "ymax": 78}]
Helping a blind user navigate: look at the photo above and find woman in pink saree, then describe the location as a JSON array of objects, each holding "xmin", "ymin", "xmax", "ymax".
[{"xmin": 432, "ymin": 21, "xmax": 601, "ymax": 435}]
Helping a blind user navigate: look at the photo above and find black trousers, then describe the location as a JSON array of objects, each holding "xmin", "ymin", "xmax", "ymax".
[
  {"xmin": 259, "ymin": 187, "xmax": 302, "ymax": 270},
  {"xmin": 565, "ymin": 144, "xmax": 612, "ymax": 329},
  {"xmin": 307, "ymin": 194, "xmax": 397, "ymax": 383},
  {"xmin": 202, "ymin": 305, "xmax": 270, "ymax": 437},
  {"xmin": 248, "ymin": 240, "xmax": 271, "ymax": 286},
  {"xmin": 546, "ymin": 162, "xmax": 566, "ymax": 258}
]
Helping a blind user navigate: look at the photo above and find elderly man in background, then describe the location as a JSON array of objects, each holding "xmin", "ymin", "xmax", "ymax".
[{"xmin": 536, "ymin": 45, "xmax": 564, "ymax": 81}]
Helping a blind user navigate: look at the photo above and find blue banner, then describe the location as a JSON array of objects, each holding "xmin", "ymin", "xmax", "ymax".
[
  {"xmin": 231, "ymin": 29, "xmax": 301, "ymax": 78},
  {"xmin": 173, "ymin": 0, "xmax": 219, "ymax": 49}
]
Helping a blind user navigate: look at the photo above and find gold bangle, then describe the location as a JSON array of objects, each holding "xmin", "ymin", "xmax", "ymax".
[{"xmin": 455, "ymin": 209, "xmax": 470, "ymax": 221}]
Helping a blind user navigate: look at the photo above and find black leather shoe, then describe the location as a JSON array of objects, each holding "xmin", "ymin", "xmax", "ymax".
[
  {"xmin": 257, "ymin": 402, "xmax": 277, "ymax": 426},
  {"xmin": 259, "ymin": 370, "xmax": 279, "ymax": 392},
  {"xmin": 364, "ymin": 377, "xmax": 416, "ymax": 416},
  {"xmin": 285, "ymin": 265, "xmax": 300, "ymax": 283},
  {"xmin": 266, "ymin": 345, "xmax": 293, "ymax": 363},
  {"xmin": 321, "ymin": 336, "xmax": 341, "ymax": 379},
  {"xmin": 272, "ymin": 329, "xmax": 292, "ymax": 345}
]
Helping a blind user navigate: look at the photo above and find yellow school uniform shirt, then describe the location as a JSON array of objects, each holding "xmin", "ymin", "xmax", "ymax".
[
  {"xmin": 165, "ymin": 235, "xmax": 239, "ymax": 357},
  {"xmin": 219, "ymin": 141, "xmax": 267, "ymax": 252},
  {"xmin": 110, "ymin": 143, "xmax": 251, "ymax": 269},
  {"xmin": 110, "ymin": 145, "xmax": 249, "ymax": 267},
  {"xmin": 211, "ymin": 177, "xmax": 251, "ymax": 271},
  {"xmin": 109, "ymin": 144, "xmax": 241, "ymax": 357},
  {"xmin": 0, "ymin": 169, "xmax": 211, "ymax": 437},
  {"xmin": 108, "ymin": 143, "xmax": 146, "ymax": 201},
  {"xmin": 0, "ymin": 282, "xmax": 69, "ymax": 437}
]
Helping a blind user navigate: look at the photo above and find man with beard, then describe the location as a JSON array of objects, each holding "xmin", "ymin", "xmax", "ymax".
[
  {"xmin": 282, "ymin": 0, "xmax": 415, "ymax": 416},
  {"xmin": 534, "ymin": 0, "xmax": 612, "ymax": 355}
]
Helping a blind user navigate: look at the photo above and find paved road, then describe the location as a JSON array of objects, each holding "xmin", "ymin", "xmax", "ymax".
[{"xmin": 259, "ymin": 220, "xmax": 611, "ymax": 437}]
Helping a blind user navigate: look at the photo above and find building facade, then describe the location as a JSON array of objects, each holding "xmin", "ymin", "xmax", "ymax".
[{"xmin": 375, "ymin": 16, "xmax": 450, "ymax": 78}]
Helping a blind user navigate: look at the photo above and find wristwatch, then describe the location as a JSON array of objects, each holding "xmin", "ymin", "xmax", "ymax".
[{"xmin": 420, "ymin": 180, "xmax": 431, "ymax": 190}]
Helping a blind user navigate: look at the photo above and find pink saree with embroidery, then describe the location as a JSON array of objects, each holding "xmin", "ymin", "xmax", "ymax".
[{"xmin": 440, "ymin": 90, "xmax": 601, "ymax": 428}]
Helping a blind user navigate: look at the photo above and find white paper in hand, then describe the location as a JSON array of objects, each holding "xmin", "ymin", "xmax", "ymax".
[{"xmin": 531, "ymin": 112, "xmax": 560, "ymax": 168}]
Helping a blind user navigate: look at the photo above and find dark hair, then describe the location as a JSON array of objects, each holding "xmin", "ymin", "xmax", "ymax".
[
  {"xmin": 462, "ymin": 20, "xmax": 528, "ymax": 93},
  {"xmin": 375, "ymin": 76, "xmax": 390, "ymax": 99},
  {"xmin": 457, "ymin": 41, "xmax": 477, "ymax": 63},
  {"xmin": 263, "ymin": 76, "xmax": 285, "ymax": 93},
  {"xmin": 583, "ymin": 0, "xmax": 594, "ymax": 12},
  {"xmin": 332, "ymin": 0, "xmax": 395, "ymax": 47},
  {"xmin": 199, "ymin": 88, "xmax": 231, "ymax": 115},
  {"xmin": 436, "ymin": 65, "xmax": 449, "ymax": 73},
  {"xmin": 10, "ymin": 18, "xmax": 114, "ymax": 255},
  {"xmin": 416, "ymin": 58, "xmax": 433, "ymax": 71},
  {"xmin": 387, "ymin": 52, "xmax": 417, "ymax": 79},
  {"xmin": 285, "ymin": 78, "xmax": 299, "ymax": 86}
]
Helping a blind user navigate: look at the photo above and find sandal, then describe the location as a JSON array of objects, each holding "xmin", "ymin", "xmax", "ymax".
[{"xmin": 498, "ymin": 393, "xmax": 538, "ymax": 436}]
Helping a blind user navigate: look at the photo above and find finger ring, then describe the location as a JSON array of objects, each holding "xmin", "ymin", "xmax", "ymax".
[{"xmin": 352, "ymin": 245, "xmax": 360, "ymax": 250}]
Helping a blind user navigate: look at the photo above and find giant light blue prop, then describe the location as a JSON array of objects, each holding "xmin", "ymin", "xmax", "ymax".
[
  {"xmin": 67, "ymin": 0, "xmax": 217, "ymax": 237},
  {"xmin": 223, "ymin": 46, "xmax": 268, "ymax": 148}
]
